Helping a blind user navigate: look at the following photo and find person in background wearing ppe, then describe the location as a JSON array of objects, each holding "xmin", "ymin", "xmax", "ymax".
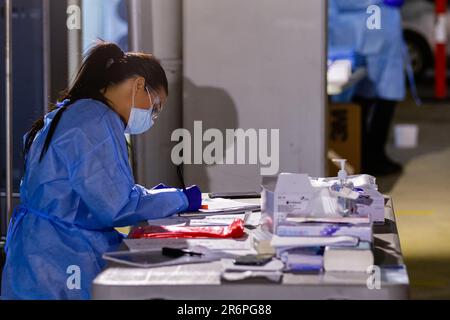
[
  {"xmin": 329, "ymin": 0, "xmax": 406, "ymax": 175},
  {"xmin": 1, "ymin": 42, "xmax": 202, "ymax": 300}
]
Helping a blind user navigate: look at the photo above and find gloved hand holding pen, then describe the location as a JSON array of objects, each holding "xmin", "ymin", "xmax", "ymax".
[
  {"xmin": 383, "ymin": 0, "xmax": 404, "ymax": 8},
  {"xmin": 183, "ymin": 185, "xmax": 202, "ymax": 212},
  {"xmin": 152, "ymin": 183, "xmax": 202, "ymax": 212}
]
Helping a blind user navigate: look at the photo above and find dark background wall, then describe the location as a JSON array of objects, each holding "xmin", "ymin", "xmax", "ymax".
[{"xmin": 0, "ymin": 0, "xmax": 68, "ymax": 236}]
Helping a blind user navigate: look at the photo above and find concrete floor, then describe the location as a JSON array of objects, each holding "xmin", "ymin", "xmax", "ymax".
[{"xmin": 378, "ymin": 96, "xmax": 450, "ymax": 299}]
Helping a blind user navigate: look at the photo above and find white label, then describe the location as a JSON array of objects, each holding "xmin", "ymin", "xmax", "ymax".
[
  {"xmin": 276, "ymin": 194, "xmax": 311, "ymax": 214},
  {"xmin": 436, "ymin": 15, "xmax": 447, "ymax": 44}
]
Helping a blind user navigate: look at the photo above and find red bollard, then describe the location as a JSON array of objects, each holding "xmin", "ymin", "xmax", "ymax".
[{"xmin": 435, "ymin": 0, "xmax": 448, "ymax": 99}]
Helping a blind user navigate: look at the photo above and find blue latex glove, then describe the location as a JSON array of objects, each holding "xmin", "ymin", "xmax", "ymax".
[
  {"xmin": 383, "ymin": 0, "xmax": 404, "ymax": 8},
  {"xmin": 183, "ymin": 185, "xmax": 202, "ymax": 212},
  {"xmin": 152, "ymin": 183, "xmax": 170, "ymax": 190}
]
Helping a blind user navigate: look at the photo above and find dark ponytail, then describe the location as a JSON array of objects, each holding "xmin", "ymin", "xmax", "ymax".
[{"xmin": 23, "ymin": 41, "xmax": 169, "ymax": 165}]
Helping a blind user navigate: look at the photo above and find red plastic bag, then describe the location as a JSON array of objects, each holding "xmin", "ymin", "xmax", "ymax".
[{"xmin": 129, "ymin": 218, "xmax": 245, "ymax": 239}]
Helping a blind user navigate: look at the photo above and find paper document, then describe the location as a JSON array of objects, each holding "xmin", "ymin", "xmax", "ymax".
[
  {"xmin": 125, "ymin": 237, "xmax": 253, "ymax": 252},
  {"xmin": 187, "ymin": 239, "xmax": 254, "ymax": 251},
  {"xmin": 243, "ymin": 211, "xmax": 262, "ymax": 227},
  {"xmin": 147, "ymin": 216, "xmax": 189, "ymax": 227},
  {"xmin": 124, "ymin": 238, "xmax": 189, "ymax": 252},
  {"xmin": 188, "ymin": 212, "xmax": 261, "ymax": 227},
  {"xmin": 147, "ymin": 212, "xmax": 260, "ymax": 228},
  {"xmin": 103, "ymin": 246, "xmax": 233, "ymax": 268},
  {"xmin": 197, "ymin": 198, "xmax": 260, "ymax": 214},
  {"xmin": 95, "ymin": 267, "xmax": 221, "ymax": 286},
  {"xmin": 188, "ymin": 214, "xmax": 246, "ymax": 227}
]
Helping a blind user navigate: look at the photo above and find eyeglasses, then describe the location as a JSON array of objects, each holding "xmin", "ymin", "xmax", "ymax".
[{"xmin": 145, "ymin": 87, "xmax": 164, "ymax": 120}]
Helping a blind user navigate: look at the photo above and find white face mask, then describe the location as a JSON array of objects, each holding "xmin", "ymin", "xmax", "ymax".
[{"xmin": 125, "ymin": 87, "xmax": 154, "ymax": 135}]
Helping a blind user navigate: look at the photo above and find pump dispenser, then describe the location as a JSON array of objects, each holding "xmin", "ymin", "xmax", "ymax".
[
  {"xmin": 332, "ymin": 159, "xmax": 354, "ymax": 190},
  {"xmin": 331, "ymin": 159, "xmax": 357, "ymax": 216},
  {"xmin": 333, "ymin": 159, "xmax": 348, "ymax": 187}
]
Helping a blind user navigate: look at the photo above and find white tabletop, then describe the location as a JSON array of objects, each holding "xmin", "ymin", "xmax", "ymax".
[{"xmin": 92, "ymin": 196, "xmax": 410, "ymax": 300}]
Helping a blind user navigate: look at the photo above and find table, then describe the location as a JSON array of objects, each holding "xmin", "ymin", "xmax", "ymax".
[{"xmin": 92, "ymin": 197, "xmax": 410, "ymax": 300}]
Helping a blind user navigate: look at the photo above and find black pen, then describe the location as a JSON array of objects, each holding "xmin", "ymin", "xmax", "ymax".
[
  {"xmin": 177, "ymin": 165, "xmax": 186, "ymax": 192},
  {"xmin": 162, "ymin": 247, "xmax": 203, "ymax": 258}
]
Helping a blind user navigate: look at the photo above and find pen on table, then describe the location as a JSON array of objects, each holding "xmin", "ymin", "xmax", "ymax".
[
  {"xmin": 177, "ymin": 165, "xmax": 186, "ymax": 192},
  {"xmin": 178, "ymin": 164, "xmax": 209, "ymax": 210},
  {"xmin": 162, "ymin": 247, "xmax": 203, "ymax": 258}
]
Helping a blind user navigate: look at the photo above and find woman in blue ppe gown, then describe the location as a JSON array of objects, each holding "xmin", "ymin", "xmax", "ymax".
[
  {"xmin": 329, "ymin": 0, "xmax": 405, "ymax": 175},
  {"xmin": 1, "ymin": 42, "xmax": 202, "ymax": 300}
]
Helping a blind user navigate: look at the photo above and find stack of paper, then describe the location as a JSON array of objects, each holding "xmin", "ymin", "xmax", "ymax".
[
  {"xmin": 188, "ymin": 214, "xmax": 247, "ymax": 227},
  {"xmin": 200, "ymin": 198, "xmax": 260, "ymax": 212},
  {"xmin": 270, "ymin": 235, "xmax": 359, "ymax": 253},
  {"xmin": 324, "ymin": 242, "xmax": 374, "ymax": 272},
  {"xmin": 124, "ymin": 237, "xmax": 256, "ymax": 255},
  {"xmin": 273, "ymin": 215, "xmax": 373, "ymax": 272},
  {"xmin": 180, "ymin": 198, "xmax": 260, "ymax": 217}
]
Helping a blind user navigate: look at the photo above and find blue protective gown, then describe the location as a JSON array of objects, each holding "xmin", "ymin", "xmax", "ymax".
[
  {"xmin": 1, "ymin": 99, "xmax": 189, "ymax": 300},
  {"xmin": 328, "ymin": 0, "xmax": 406, "ymax": 101}
]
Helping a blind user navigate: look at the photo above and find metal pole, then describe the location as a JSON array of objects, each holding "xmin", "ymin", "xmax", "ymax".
[
  {"xmin": 67, "ymin": 0, "xmax": 82, "ymax": 86},
  {"xmin": 127, "ymin": 0, "xmax": 145, "ymax": 175},
  {"xmin": 127, "ymin": 0, "xmax": 142, "ymax": 51},
  {"xmin": 5, "ymin": 0, "xmax": 14, "ymax": 229},
  {"xmin": 43, "ymin": 0, "xmax": 51, "ymax": 113}
]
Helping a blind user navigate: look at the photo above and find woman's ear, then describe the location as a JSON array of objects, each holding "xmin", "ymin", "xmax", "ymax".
[
  {"xmin": 129, "ymin": 77, "xmax": 145, "ymax": 91},
  {"xmin": 135, "ymin": 76, "xmax": 146, "ymax": 91}
]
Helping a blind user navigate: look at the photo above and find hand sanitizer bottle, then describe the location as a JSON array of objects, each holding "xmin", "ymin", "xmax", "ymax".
[
  {"xmin": 330, "ymin": 159, "xmax": 355, "ymax": 216},
  {"xmin": 331, "ymin": 159, "xmax": 354, "ymax": 191}
]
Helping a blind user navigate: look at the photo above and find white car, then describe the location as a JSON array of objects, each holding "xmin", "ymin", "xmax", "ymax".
[{"xmin": 402, "ymin": 0, "xmax": 450, "ymax": 78}]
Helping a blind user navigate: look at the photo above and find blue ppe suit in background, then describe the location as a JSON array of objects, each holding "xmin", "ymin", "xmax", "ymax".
[
  {"xmin": 328, "ymin": 0, "xmax": 406, "ymax": 101},
  {"xmin": 1, "ymin": 99, "xmax": 189, "ymax": 300}
]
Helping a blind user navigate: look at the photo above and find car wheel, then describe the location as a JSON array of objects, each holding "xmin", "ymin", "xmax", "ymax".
[{"xmin": 404, "ymin": 31, "xmax": 433, "ymax": 80}]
